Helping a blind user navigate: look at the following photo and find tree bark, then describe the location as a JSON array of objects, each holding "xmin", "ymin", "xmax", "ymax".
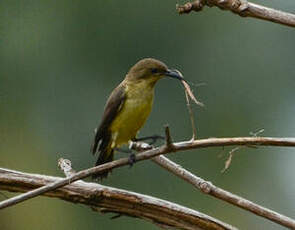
[{"xmin": 0, "ymin": 168, "xmax": 236, "ymax": 230}]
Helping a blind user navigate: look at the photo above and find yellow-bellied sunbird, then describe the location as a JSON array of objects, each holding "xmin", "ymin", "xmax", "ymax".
[{"xmin": 91, "ymin": 58, "xmax": 183, "ymax": 179}]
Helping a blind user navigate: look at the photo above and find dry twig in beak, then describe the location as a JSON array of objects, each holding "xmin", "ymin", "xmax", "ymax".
[
  {"xmin": 173, "ymin": 70, "xmax": 203, "ymax": 140},
  {"xmin": 181, "ymin": 80, "xmax": 204, "ymax": 107}
]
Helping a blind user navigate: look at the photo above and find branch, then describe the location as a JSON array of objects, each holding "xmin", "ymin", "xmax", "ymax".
[
  {"xmin": 152, "ymin": 156, "xmax": 295, "ymax": 229},
  {"xmin": 177, "ymin": 0, "xmax": 295, "ymax": 28},
  {"xmin": 131, "ymin": 141, "xmax": 295, "ymax": 229},
  {"xmin": 1, "ymin": 137, "xmax": 295, "ymax": 210},
  {"xmin": 0, "ymin": 167, "xmax": 237, "ymax": 230}
]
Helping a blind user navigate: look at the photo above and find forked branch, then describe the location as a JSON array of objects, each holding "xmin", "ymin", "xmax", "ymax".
[
  {"xmin": 152, "ymin": 155, "xmax": 295, "ymax": 229},
  {"xmin": 1, "ymin": 136, "xmax": 295, "ymax": 228},
  {"xmin": 1, "ymin": 136, "xmax": 295, "ymax": 210},
  {"xmin": 132, "ymin": 142, "xmax": 295, "ymax": 229}
]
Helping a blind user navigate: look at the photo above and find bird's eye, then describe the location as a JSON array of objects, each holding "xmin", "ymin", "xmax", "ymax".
[{"xmin": 151, "ymin": 68, "xmax": 158, "ymax": 74}]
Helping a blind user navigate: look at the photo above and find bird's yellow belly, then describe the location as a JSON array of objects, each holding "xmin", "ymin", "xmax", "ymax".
[{"xmin": 110, "ymin": 85, "xmax": 154, "ymax": 147}]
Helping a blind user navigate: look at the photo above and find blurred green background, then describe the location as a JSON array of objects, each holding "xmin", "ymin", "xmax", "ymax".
[{"xmin": 1, "ymin": 0, "xmax": 295, "ymax": 229}]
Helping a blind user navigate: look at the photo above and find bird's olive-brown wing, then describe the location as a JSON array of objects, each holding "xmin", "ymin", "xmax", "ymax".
[{"xmin": 91, "ymin": 83, "xmax": 126, "ymax": 154}]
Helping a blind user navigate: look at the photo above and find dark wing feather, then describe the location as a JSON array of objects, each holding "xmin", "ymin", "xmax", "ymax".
[{"xmin": 91, "ymin": 83, "xmax": 126, "ymax": 155}]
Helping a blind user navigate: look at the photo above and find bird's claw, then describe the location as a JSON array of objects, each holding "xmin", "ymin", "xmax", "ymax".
[{"xmin": 128, "ymin": 153, "xmax": 136, "ymax": 167}]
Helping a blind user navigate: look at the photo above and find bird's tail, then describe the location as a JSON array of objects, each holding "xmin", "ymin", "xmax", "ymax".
[{"xmin": 92, "ymin": 146, "xmax": 114, "ymax": 180}]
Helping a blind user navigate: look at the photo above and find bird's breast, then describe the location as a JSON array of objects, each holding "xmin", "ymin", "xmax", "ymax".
[{"xmin": 110, "ymin": 81, "xmax": 155, "ymax": 147}]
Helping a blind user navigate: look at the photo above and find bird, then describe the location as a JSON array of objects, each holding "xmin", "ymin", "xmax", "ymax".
[{"xmin": 91, "ymin": 58, "xmax": 183, "ymax": 179}]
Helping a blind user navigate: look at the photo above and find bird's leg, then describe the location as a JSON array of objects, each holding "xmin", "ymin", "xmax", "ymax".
[
  {"xmin": 118, "ymin": 134, "xmax": 164, "ymax": 168},
  {"xmin": 114, "ymin": 147, "xmax": 136, "ymax": 167},
  {"xmin": 133, "ymin": 135, "xmax": 164, "ymax": 145}
]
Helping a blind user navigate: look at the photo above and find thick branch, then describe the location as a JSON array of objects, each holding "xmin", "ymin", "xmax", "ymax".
[
  {"xmin": 177, "ymin": 0, "xmax": 295, "ymax": 28},
  {"xmin": 0, "ymin": 168, "xmax": 236, "ymax": 230},
  {"xmin": 0, "ymin": 137, "xmax": 295, "ymax": 210}
]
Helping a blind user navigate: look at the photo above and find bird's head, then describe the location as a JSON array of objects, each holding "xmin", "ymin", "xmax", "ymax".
[{"xmin": 125, "ymin": 58, "xmax": 183, "ymax": 85}]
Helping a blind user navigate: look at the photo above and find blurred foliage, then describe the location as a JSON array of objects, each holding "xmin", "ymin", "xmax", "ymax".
[{"xmin": 1, "ymin": 0, "xmax": 295, "ymax": 229}]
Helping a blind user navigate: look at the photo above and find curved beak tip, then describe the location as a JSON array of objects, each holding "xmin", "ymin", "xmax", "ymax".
[{"xmin": 164, "ymin": 69, "xmax": 184, "ymax": 81}]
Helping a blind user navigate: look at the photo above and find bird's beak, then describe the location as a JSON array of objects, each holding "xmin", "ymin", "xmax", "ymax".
[{"xmin": 164, "ymin": 69, "xmax": 184, "ymax": 81}]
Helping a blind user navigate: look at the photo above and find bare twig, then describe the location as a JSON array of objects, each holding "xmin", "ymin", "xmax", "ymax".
[
  {"xmin": 220, "ymin": 129, "xmax": 266, "ymax": 173},
  {"xmin": 249, "ymin": 128, "xmax": 265, "ymax": 137},
  {"xmin": 185, "ymin": 90, "xmax": 198, "ymax": 140},
  {"xmin": 176, "ymin": 0, "xmax": 295, "ymax": 28},
  {"xmin": 129, "ymin": 141, "xmax": 295, "ymax": 229},
  {"xmin": 164, "ymin": 125, "xmax": 174, "ymax": 147},
  {"xmin": 151, "ymin": 155, "xmax": 295, "ymax": 229},
  {"xmin": 221, "ymin": 146, "xmax": 241, "ymax": 173},
  {"xmin": 0, "ymin": 168, "xmax": 237, "ymax": 230},
  {"xmin": 1, "ymin": 136, "xmax": 295, "ymax": 210}
]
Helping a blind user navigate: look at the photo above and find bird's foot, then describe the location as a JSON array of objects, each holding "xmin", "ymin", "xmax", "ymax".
[{"xmin": 128, "ymin": 153, "xmax": 136, "ymax": 168}]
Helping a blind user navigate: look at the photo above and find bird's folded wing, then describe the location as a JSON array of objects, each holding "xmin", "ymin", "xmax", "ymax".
[{"xmin": 91, "ymin": 83, "xmax": 126, "ymax": 154}]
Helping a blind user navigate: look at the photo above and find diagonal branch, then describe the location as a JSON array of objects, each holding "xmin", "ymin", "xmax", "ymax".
[
  {"xmin": 177, "ymin": 0, "xmax": 295, "ymax": 28},
  {"xmin": 0, "ymin": 136, "xmax": 295, "ymax": 210},
  {"xmin": 151, "ymin": 155, "xmax": 295, "ymax": 229},
  {"xmin": 131, "ymin": 141, "xmax": 295, "ymax": 229},
  {"xmin": 0, "ymin": 167, "xmax": 237, "ymax": 230}
]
